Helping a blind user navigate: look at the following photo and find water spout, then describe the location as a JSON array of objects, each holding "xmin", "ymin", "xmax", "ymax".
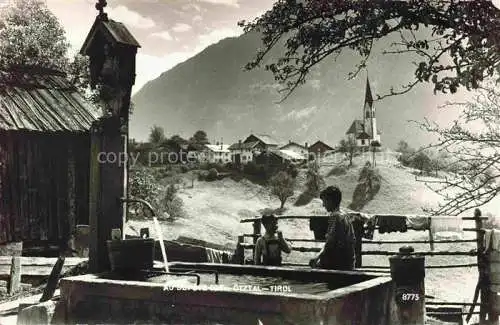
[{"xmin": 153, "ymin": 216, "xmax": 169, "ymax": 273}]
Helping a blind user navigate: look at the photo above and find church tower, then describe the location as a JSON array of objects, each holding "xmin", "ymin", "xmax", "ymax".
[{"xmin": 363, "ymin": 77, "xmax": 379, "ymax": 142}]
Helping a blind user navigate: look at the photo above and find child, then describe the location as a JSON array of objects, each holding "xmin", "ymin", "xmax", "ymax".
[
  {"xmin": 254, "ymin": 214, "xmax": 292, "ymax": 266},
  {"xmin": 309, "ymin": 186, "xmax": 356, "ymax": 271}
]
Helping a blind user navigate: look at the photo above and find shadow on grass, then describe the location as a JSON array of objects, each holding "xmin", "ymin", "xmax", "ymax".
[
  {"xmin": 348, "ymin": 163, "xmax": 382, "ymax": 211},
  {"xmin": 327, "ymin": 165, "xmax": 349, "ymax": 177},
  {"xmin": 294, "ymin": 191, "xmax": 316, "ymax": 207}
]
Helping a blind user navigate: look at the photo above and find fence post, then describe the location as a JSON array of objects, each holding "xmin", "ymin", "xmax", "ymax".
[
  {"xmin": 427, "ymin": 217, "xmax": 434, "ymax": 251},
  {"xmin": 353, "ymin": 216, "xmax": 364, "ymax": 268},
  {"xmin": 8, "ymin": 256, "xmax": 21, "ymax": 295},
  {"xmin": 233, "ymin": 235, "xmax": 245, "ymax": 265},
  {"xmin": 389, "ymin": 246, "xmax": 425, "ymax": 325},
  {"xmin": 252, "ymin": 220, "xmax": 261, "ymax": 258},
  {"xmin": 475, "ymin": 208, "xmax": 489, "ymax": 324}
]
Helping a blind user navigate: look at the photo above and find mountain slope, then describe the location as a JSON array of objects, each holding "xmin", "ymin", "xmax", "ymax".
[{"xmin": 131, "ymin": 31, "xmax": 466, "ymax": 148}]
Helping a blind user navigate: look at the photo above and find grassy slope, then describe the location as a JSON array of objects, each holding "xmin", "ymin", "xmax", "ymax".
[{"xmin": 127, "ymin": 150, "xmax": 499, "ymax": 312}]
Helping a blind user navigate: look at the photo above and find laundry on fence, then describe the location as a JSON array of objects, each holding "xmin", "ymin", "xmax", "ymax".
[
  {"xmin": 364, "ymin": 216, "xmax": 378, "ymax": 239},
  {"xmin": 484, "ymin": 229, "xmax": 500, "ymax": 252},
  {"xmin": 377, "ymin": 215, "xmax": 408, "ymax": 234},
  {"xmin": 430, "ymin": 216, "xmax": 463, "ymax": 234},
  {"xmin": 310, "ymin": 217, "xmax": 329, "ymax": 240},
  {"xmin": 406, "ymin": 216, "xmax": 431, "ymax": 231}
]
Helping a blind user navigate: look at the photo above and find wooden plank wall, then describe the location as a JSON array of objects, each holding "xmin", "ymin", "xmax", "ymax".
[{"xmin": 0, "ymin": 131, "xmax": 90, "ymax": 245}]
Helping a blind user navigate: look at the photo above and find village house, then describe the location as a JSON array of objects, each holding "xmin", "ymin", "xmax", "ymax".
[
  {"xmin": 243, "ymin": 134, "xmax": 279, "ymax": 152},
  {"xmin": 280, "ymin": 141, "xmax": 308, "ymax": 158},
  {"xmin": 0, "ymin": 66, "xmax": 100, "ymax": 246},
  {"xmin": 199, "ymin": 144, "xmax": 232, "ymax": 164},
  {"xmin": 308, "ymin": 140, "xmax": 334, "ymax": 158},
  {"xmin": 346, "ymin": 77, "xmax": 381, "ymax": 147},
  {"xmin": 228, "ymin": 140, "xmax": 259, "ymax": 165}
]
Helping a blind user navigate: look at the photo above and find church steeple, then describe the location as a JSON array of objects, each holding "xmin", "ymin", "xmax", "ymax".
[
  {"xmin": 365, "ymin": 77, "xmax": 373, "ymax": 110},
  {"xmin": 363, "ymin": 75, "xmax": 378, "ymax": 141},
  {"xmin": 364, "ymin": 76, "xmax": 374, "ymax": 118}
]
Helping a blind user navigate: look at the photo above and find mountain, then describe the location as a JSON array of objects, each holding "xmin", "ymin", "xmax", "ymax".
[{"xmin": 130, "ymin": 31, "xmax": 469, "ymax": 149}]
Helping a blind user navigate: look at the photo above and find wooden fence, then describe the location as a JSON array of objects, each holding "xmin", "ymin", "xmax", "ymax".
[{"xmin": 236, "ymin": 210, "xmax": 491, "ymax": 324}]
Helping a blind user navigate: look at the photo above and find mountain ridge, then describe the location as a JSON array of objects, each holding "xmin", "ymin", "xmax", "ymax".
[{"xmin": 130, "ymin": 31, "xmax": 466, "ymax": 148}]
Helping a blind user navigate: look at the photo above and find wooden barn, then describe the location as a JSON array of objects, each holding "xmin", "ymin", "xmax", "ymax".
[{"xmin": 0, "ymin": 66, "xmax": 100, "ymax": 249}]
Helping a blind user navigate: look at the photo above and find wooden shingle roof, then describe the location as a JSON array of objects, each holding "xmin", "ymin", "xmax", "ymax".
[
  {"xmin": 0, "ymin": 66, "xmax": 100, "ymax": 132},
  {"xmin": 81, "ymin": 17, "xmax": 141, "ymax": 55}
]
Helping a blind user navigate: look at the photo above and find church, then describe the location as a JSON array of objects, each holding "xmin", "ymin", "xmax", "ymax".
[{"xmin": 345, "ymin": 77, "xmax": 381, "ymax": 147}]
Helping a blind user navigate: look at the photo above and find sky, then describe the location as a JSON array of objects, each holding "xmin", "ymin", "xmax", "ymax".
[
  {"xmin": 1, "ymin": 0, "xmax": 499, "ymax": 96},
  {"xmin": 39, "ymin": 0, "xmax": 276, "ymax": 95}
]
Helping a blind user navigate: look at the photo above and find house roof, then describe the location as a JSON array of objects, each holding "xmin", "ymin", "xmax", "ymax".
[
  {"xmin": 81, "ymin": 16, "xmax": 141, "ymax": 55},
  {"xmin": 0, "ymin": 66, "xmax": 101, "ymax": 132},
  {"xmin": 280, "ymin": 142, "xmax": 306, "ymax": 150},
  {"xmin": 204, "ymin": 144, "xmax": 231, "ymax": 153},
  {"xmin": 276, "ymin": 149, "xmax": 307, "ymax": 161},
  {"xmin": 309, "ymin": 140, "xmax": 334, "ymax": 151},
  {"xmin": 245, "ymin": 134, "xmax": 279, "ymax": 146},
  {"xmin": 228, "ymin": 141, "xmax": 259, "ymax": 150},
  {"xmin": 346, "ymin": 120, "xmax": 364, "ymax": 135}
]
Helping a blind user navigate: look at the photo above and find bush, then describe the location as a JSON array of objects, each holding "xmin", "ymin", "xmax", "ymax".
[
  {"xmin": 198, "ymin": 170, "xmax": 209, "ymax": 181},
  {"xmin": 159, "ymin": 184, "xmax": 185, "ymax": 220},
  {"xmin": 206, "ymin": 168, "xmax": 219, "ymax": 181},
  {"xmin": 287, "ymin": 165, "xmax": 299, "ymax": 178},
  {"xmin": 243, "ymin": 162, "xmax": 258, "ymax": 175},
  {"xmin": 328, "ymin": 165, "xmax": 348, "ymax": 176},
  {"xmin": 305, "ymin": 163, "xmax": 325, "ymax": 197},
  {"xmin": 180, "ymin": 165, "xmax": 189, "ymax": 173},
  {"xmin": 129, "ymin": 168, "xmax": 160, "ymax": 203},
  {"xmin": 128, "ymin": 167, "xmax": 161, "ymax": 218}
]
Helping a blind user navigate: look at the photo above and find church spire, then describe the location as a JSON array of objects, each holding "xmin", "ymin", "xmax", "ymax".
[{"xmin": 365, "ymin": 76, "xmax": 373, "ymax": 110}]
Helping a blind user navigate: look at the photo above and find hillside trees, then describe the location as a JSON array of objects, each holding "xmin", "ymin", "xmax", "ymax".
[
  {"xmin": 190, "ymin": 130, "xmax": 209, "ymax": 145},
  {"xmin": 420, "ymin": 84, "xmax": 500, "ymax": 215},
  {"xmin": 270, "ymin": 171, "xmax": 295, "ymax": 209},
  {"xmin": 339, "ymin": 137, "xmax": 357, "ymax": 167},
  {"xmin": 240, "ymin": 0, "xmax": 500, "ymax": 101},
  {"xmin": 305, "ymin": 162, "xmax": 325, "ymax": 196},
  {"xmin": 0, "ymin": 0, "xmax": 94, "ymax": 98},
  {"xmin": 149, "ymin": 125, "xmax": 166, "ymax": 146}
]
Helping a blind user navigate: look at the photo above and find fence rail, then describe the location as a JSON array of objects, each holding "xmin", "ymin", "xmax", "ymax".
[{"xmin": 242, "ymin": 234, "xmax": 477, "ymax": 244}]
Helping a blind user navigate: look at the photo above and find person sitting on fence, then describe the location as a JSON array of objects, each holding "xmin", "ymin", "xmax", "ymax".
[
  {"xmin": 254, "ymin": 214, "xmax": 292, "ymax": 266},
  {"xmin": 309, "ymin": 186, "xmax": 356, "ymax": 271}
]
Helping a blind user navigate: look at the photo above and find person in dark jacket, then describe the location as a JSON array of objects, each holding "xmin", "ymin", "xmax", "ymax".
[
  {"xmin": 254, "ymin": 214, "xmax": 292, "ymax": 266},
  {"xmin": 310, "ymin": 186, "xmax": 356, "ymax": 271}
]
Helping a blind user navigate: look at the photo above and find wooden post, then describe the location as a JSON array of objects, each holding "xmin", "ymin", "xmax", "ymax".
[
  {"xmin": 428, "ymin": 217, "xmax": 434, "ymax": 251},
  {"xmin": 88, "ymin": 118, "xmax": 126, "ymax": 273},
  {"xmin": 389, "ymin": 246, "xmax": 425, "ymax": 325},
  {"xmin": 233, "ymin": 235, "xmax": 245, "ymax": 265},
  {"xmin": 80, "ymin": 8, "xmax": 139, "ymax": 273},
  {"xmin": 475, "ymin": 208, "xmax": 489, "ymax": 324},
  {"xmin": 252, "ymin": 220, "xmax": 261, "ymax": 259},
  {"xmin": 40, "ymin": 256, "xmax": 65, "ymax": 302},
  {"xmin": 8, "ymin": 256, "xmax": 21, "ymax": 295},
  {"xmin": 352, "ymin": 216, "xmax": 364, "ymax": 268}
]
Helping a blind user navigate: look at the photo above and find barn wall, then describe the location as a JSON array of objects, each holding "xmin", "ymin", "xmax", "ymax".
[{"xmin": 0, "ymin": 131, "xmax": 90, "ymax": 244}]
